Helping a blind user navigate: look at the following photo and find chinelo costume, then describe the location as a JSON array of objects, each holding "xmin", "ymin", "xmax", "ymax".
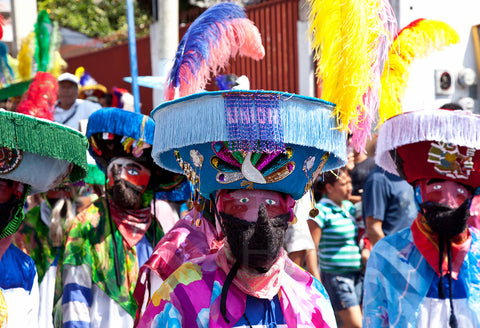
[
  {"xmin": 61, "ymin": 107, "xmax": 188, "ymax": 327},
  {"xmin": 362, "ymin": 19, "xmax": 480, "ymax": 328},
  {"xmin": 0, "ymin": 71, "xmax": 88, "ymax": 327},
  {"xmin": 12, "ymin": 71, "xmax": 86, "ymax": 328},
  {"xmin": 134, "ymin": 0, "xmax": 398, "ymax": 325},
  {"xmin": 363, "ymin": 108, "xmax": 480, "ymax": 328}
]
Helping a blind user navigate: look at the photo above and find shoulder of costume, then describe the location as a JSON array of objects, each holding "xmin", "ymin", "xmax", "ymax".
[
  {"xmin": 73, "ymin": 198, "xmax": 106, "ymax": 227},
  {"xmin": 0, "ymin": 244, "xmax": 36, "ymax": 291}
]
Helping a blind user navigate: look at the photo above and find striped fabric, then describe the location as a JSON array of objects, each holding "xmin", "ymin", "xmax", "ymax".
[
  {"xmin": 309, "ymin": 198, "xmax": 361, "ymax": 273},
  {"xmin": 363, "ymin": 227, "xmax": 480, "ymax": 327}
]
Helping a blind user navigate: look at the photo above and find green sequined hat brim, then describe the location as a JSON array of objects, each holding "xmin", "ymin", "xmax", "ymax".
[{"xmin": 0, "ymin": 110, "xmax": 88, "ymax": 183}]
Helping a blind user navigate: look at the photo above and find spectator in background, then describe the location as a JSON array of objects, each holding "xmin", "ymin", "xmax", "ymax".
[
  {"xmin": 54, "ymin": 72, "xmax": 101, "ymax": 130},
  {"xmin": 349, "ymin": 135, "xmax": 377, "ymax": 205},
  {"xmin": 99, "ymin": 93, "xmax": 113, "ymax": 107},
  {"xmin": 308, "ymin": 167, "xmax": 363, "ymax": 328},
  {"xmin": 362, "ymin": 164, "xmax": 417, "ymax": 247},
  {"xmin": 284, "ymin": 190, "xmax": 317, "ymax": 268}
]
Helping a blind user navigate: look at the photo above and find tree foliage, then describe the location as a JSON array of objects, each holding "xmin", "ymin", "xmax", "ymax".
[{"xmin": 38, "ymin": 0, "xmax": 153, "ymax": 43}]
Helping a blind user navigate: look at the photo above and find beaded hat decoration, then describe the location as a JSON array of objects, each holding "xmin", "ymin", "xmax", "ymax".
[
  {"xmin": 376, "ymin": 109, "xmax": 480, "ymax": 188},
  {"xmin": 152, "ymin": 90, "xmax": 346, "ymax": 201}
]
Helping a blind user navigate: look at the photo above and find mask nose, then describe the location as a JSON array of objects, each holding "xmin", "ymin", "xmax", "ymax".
[{"xmin": 119, "ymin": 166, "xmax": 127, "ymax": 180}]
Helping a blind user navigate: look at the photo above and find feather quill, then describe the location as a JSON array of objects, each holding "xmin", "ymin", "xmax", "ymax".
[
  {"xmin": 378, "ymin": 19, "xmax": 460, "ymax": 124},
  {"xmin": 308, "ymin": 0, "xmax": 396, "ymax": 152},
  {"xmin": 164, "ymin": 2, "xmax": 265, "ymax": 101}
]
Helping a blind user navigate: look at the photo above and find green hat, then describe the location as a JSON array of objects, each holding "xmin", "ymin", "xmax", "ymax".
[{"xmin": 0, "ymin": 110, "xmax": 89, "ymax": 194}]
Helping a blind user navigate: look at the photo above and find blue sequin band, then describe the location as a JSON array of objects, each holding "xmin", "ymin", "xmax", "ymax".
[{"xmin": 223, "ymin": 92, "xmax": 285, "ymax": 153}]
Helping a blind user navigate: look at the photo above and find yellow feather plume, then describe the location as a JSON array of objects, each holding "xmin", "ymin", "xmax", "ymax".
[
  {"xmin": 308, "ymin": 0, "xmax": 396, "ymax": 151},
  {"xmin": 379, "ymin": 19, "xmax": 460, "ymax": 124},
  {"xmin": 18, "ymin": 32, "xmax": 35, "ymax": 80},
  {"xmin": 50, "ymin": 51, "xmax": 67, "ymax": 78},
  {"xmin": 75, "ymin": 67, "xmax": 85, "ymax": 80}
]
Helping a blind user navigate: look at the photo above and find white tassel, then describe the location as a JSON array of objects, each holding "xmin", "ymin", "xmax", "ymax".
[
  {"xmin": 376, "ymin": 110, "xmax": 480, "ymax": 174},
  {"xmin": 49, "ymin": 198, "xmax": 74, "ymax": 247}
]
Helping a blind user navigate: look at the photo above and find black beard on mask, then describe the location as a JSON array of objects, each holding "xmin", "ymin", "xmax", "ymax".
[
  {"xmin": 220, "ymin": 203, "xmax": 289, "ymax": 273},
  {"xmin": 0, "ymin": 192, "xmax": 18, "ymax": 233},
  {"xmin": 420, "ymin": 198, "xmax": 471, "ymax": 237},
  {"xmin": 109, "ymin": 179, "xmax": 144, "ymax": 209}
]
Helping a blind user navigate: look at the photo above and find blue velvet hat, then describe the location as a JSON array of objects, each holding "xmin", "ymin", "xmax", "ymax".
[
  {"xmin": 86, "ymin": 107, "xmax": 155, "ymax": 169},
  {"xmin": 86, "ymin": 107, "xmax": 189, "ymax": 193},
  {"xmin": 151, "ymin": 90, "xmax": 347, "ymax": 200}
]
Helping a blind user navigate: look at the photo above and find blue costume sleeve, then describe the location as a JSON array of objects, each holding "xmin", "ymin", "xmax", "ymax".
[{"xmin": 362, "ymin": 245, "xmax": 389, "ymax": 328}]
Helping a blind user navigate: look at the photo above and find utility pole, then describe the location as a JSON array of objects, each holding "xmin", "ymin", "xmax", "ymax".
[
  {"xmin": 150, "ymin": 0, "xmax": 179, "ymax": 107},
  {"xmin": 297, "ymin": 0, "xmax": 315, "ymax": 97},
  {"xmin": 11, "ymin": 0, "xmax": 37, "ymax": 57}
]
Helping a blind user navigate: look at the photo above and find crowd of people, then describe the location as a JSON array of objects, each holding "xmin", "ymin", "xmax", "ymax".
[{"xmin": 1, "ymin": 2, "xmax": 480, "ymax": 328}]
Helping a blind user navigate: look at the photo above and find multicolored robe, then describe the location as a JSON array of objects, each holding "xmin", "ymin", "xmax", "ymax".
[
  {"xmin": 363, "ymin": 226, "xmax": 480, "ymax": 327},
  {"xmin": 133, "ymin": 210, "xmax": 223, "ymax": 324},
  {"xmin": 137, "ymin": 248, "xmax": 336, "ymax": 327},
  {"xmin": 14, "ymin": 202, "xmax": 63, "ymax": 328},
  {"xmin": 62, "ymin": 198, "xmax": 163, "ymax": 328}
]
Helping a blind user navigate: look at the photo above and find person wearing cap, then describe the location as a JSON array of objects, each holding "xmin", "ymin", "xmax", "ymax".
[
  {"xmin": 363, "ymin": 109, "xmax": 480, "ymax": 327},
  {"xmin": 0, "ymin": 72, "xmax": 88, "ymax": 327},
  {"xmin": 54, "ymin": 72, "xmax": 101, "ymax": 130},
  {"xmin": 61, "ymin": 107, "xmax": 187, "ymax": 327}
]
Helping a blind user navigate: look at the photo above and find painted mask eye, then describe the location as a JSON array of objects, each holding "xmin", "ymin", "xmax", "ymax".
[
  {"xmin": 239, "ymin": 197, "xmax": 249, "ymax": 203},
  {"xmin": 457, "ymin": 188, "xmax": 465, "ymax": 194},
  {"xmin": 432, "ymin": 185, "xmax": 442, "ymax": 190},
  {"xmin": 127, "ymin": 168, "xmax": 139, "ymax": 176},
  {"xmin": 265, "ymin": 199, "xmax": 277, "ymax": 205}
]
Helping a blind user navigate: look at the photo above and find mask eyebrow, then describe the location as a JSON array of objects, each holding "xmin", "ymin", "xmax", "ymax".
[
  {"xmin": 126, "ymin": 163, "xmax": 143, "ymax": 171},
  {"xmin": 426, "ymin": 178, "xmax": 445, "ymax": 185}
]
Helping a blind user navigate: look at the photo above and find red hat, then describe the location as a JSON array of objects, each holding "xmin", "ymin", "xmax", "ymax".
[{"xmin": 376, "ymin": 109, "xmax": 480, "ymax": 188}]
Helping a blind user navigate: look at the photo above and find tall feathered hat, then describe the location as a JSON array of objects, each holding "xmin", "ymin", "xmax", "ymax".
[
  {"xmin": 0, "ymin": 10, "xmax": 66, "ymax": 100},
  {"xmin": 0, "ymin": 72, "xmax": 88, "ymax": 238},
  {"xmin": 374, "ymin": 19, "xmax": 469, "ymax": 185},
  {"xmin": 151, "ymin": 1, "xmax": 397, "ymax": 201}
]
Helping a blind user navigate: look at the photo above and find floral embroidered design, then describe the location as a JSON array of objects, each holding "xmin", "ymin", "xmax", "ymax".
[
  {"xmin": 0, "ymin": 147, "xmax": 22, "ymax": 174},
  {"xmin": 210, "ymin": 141, "xmax": 295, "ymax": 186},
  {"xmin": 427, "ymin": 142, "xmax": 474, "ymax": 180}
]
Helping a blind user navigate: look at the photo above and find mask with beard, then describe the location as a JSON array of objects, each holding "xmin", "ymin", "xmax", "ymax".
[
  {"xmin": 420, "ymin": 198, "xmax": 471, "ymax": 237},
  {"xmin": 108, "ymin": 179, "xmax": 144, "ymax": 209},
  {"xmin": 220, "ymin": 202, "xmax": 289, "ymax": 273}
]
